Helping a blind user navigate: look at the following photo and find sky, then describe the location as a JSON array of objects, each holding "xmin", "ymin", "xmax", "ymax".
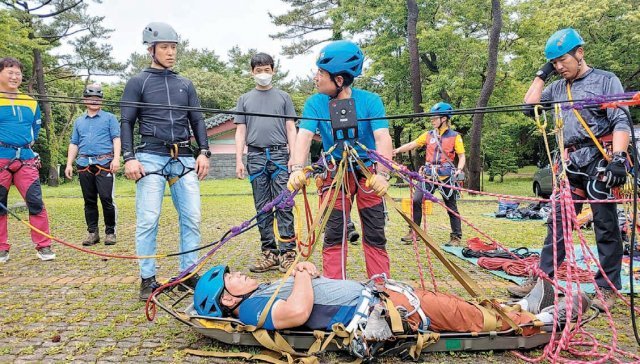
[{"xmin": 78, "ymin": 0, "xmax": 326, "ymax": 82}]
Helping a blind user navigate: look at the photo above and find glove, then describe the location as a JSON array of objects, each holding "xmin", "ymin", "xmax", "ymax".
[
  {"xmin": 287, "ymin": 169, "xmax": 309, "ymax": 191},
  {"xmin": 535, "ymin": 62, "xmax": 556, "ymax": 82},
  {"xmin": 604, "ymin": 152, "xmax": 628, "ymax": 188},
  {"xmin": 366, "ymin": 173, "xmax": 390, "ymax": 196}
]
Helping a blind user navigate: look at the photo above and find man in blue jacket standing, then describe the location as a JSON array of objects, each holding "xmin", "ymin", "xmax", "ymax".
[
  {"xmin": 120, "ymin": 22, "xmax": 211, "ymax": 300},
  {"xmin": 65, "ymin": 84, "xmax": 121, "ymax": 246}
]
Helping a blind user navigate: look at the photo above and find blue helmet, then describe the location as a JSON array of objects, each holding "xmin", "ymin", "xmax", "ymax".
[
  {"xmin": 544, "ymin": 28, "xmax": 584, "ymax": 60},
  {"xmin": 430, "ymin": 102, "xmax": 454, "ymax": 119},
  {"xmin": 193, "ymin": 265, "xmax": 228, "ymax": 317},
  {"xmin": 316, "ymin": 40, "xmax": 364, "ymax": 77}
]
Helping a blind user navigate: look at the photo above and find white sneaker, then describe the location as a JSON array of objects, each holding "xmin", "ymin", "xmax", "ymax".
[
  {"xmin": 36, "ymin": 247, "xmax": 56, "ymax": 261},
  {"xmin": 0, "ymin": 250, "xmax": 8, "ymax": 263}
]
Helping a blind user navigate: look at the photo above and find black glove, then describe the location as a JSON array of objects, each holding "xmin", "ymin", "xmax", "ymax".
[
  {"xmin": 535, "ymin": 62, "xmax": 556, "ymax": 82},
  {"xmin": 604, "ymin": 152, "xmax": 628, "ymax": 188}
]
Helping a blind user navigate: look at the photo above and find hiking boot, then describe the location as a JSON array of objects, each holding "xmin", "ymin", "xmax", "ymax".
[
  {"xmin": 36, "ymin": 246, "xmax": 56, "ymax": 261},
  {"xmin": 139, "ymin": 276, "xmax": 158, "ymax": 301},
  {"xmin": 0, "ymin": 250, "xmax": 8, "ymax": 263},
  {"xmin": 347, "ymin": 222, "xmax": 360, "ymax": 245},
  {"xmin": 249, "ymin": 250, "xmax": 280, "ymax": 273},
  {"xmin": 82, "ymin": 232, "xmax": 100, "ymax": 246},
  {"xmin": 592, "ymin": 288, "xmax": 616, "ymax": 312},
  {"xmin": 400, "ymin": 230, "xmax": 414, "ymax": 244},
  {"xmin": 507, "ymin": 275, "xmax": 537, "ymax": 298},
  {"xmin": 541, "ymin": 292, "xmax": 591, "ymax": 323},
  {"xmin": 279, "ymin": 250, "xmax": 297, "ymax": 273},
  {"xmin": 177, "ymin": 273, "xmax": 201, "ymax": 292},
  {"xmin": 446, "ymin": 234, "xmax": 462, "ymax": 247},
  {"xmin": 104, "ymin": 233, "xmax": 117, "ymax": 246},
  {"xmin": 522, "ymin": 278, "xmax": 555, "ymax": 314}
]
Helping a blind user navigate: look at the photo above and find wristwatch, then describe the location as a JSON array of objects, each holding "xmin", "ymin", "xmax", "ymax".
[
  {"xmin": 200, "ymin": 149, "xmax": 212, "ymax": 158},
  {"xmin": 612, "ymin": 151, "xmax": 627, "ymax": 163}
]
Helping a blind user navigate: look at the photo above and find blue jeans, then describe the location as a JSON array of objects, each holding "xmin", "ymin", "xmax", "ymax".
[{"xmin": 135, "ymin": 153, "xmax": 201, "ymax": 279}]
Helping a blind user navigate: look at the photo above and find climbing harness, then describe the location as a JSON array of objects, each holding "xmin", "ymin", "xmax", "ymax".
[
  {"xmin": 0, "ymin": 141, "xmax": 39, "ymax": 174},
  {"xmin": 247, "ymin": 145, "xmax": 288, "ymax": 183},
  {"xmin": 135, "ymin": 136, "xmax": 195, "ymax": 186}
]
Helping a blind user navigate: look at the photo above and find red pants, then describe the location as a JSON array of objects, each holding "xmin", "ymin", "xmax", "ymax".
[
  {"xmin": 0, "ymin": 159, "xmax": 51, "ymax": 251},
  {"xmin": 319, "ymin": 167, "xmax": 389, "ymax": 279},
  {"xmin": 386, "ymin": 289, "xmax": 539, "ymax": 336}
]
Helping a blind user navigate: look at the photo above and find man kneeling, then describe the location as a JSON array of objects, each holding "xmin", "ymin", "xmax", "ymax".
[{"xmin": 193, "ymin": 262, "xmax": 589, "ymax": 335}]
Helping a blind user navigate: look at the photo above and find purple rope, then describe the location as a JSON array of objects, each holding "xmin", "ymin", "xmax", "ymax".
[
  {"xmin": 367, "ymin": 150, "xmax": 440, "ymax": 203},
  {"xmin": 561, "ymin": 92, "xmax": 638, "ymax": 111}
]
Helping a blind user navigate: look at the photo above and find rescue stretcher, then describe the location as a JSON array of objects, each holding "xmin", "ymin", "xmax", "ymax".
[{"xmin": 153, "ymin": 282, "xmax": 599, "ymax": 359}]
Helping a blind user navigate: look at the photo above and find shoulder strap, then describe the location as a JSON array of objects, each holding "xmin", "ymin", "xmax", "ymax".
[{"xmin": 566, "ymin": 83, "xmax": 611, "ymax": 162}]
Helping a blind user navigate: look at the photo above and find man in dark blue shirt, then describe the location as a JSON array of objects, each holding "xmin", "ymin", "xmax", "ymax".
[
  {"xmin": 120, "ymin": 22, "xmax": 211, "ymax": 301},
  {"xmin": 65, "ymin": 84, "xmax": 120, "ymax": 246}
]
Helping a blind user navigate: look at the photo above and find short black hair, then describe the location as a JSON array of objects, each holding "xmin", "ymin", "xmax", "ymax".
[
  {"xmin": 251, "ymin": 53, "xmax": 274, "ymax": 70},
  {"xmin": 331, "ymin": 72, "xmax": 354, "ymax": 88},
  {"xmin": 0, "ymin": 57, "xmax": 23, "ymax": 73}
]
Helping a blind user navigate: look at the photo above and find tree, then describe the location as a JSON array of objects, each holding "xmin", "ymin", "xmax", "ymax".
[
  {"xmin": 269, "ymin": 0, "xmax": 342, "ymax": 56},
  {"xmin": 467, "ymin": 0, "xmax": 502, "ymax": 191},
  {"xmin": 1, "ymin": 0, "xmax": 119, "ymax": 186}
]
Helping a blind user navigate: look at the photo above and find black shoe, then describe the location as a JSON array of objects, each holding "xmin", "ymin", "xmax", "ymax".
[
  {"xmin": 177, "ymin": 273, "xmax": 201, "ymax": 292},
  {"xmin": 347, "ymin": 222, "xmax": 360, "ymax": 244},
  {"xmin": 139, "ymin": 276, "xmax": 158, "ymax": 301}
]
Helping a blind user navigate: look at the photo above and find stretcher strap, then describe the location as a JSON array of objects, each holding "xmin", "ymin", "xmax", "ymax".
[
  {"xmin": 184, "ymin": 348, "xmax": 300, "ymax": 364},
  {"xmin": 471, "ymin": 302, "xmax": 499, "ymax": 332},
  {"xmin": 408, "ymin": 332, "xmax": 440, "ymax": 360},
  {"xmin": 383, "ymin": 297, "xmax": 405, "ymax": 334}
]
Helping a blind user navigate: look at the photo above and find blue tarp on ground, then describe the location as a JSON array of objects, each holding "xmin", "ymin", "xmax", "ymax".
[{"xmin": 442, "ymin": 245, "xmax": 640, "ymax": 294}]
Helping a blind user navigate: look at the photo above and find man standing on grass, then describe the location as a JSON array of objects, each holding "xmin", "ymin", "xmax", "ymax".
[
  {"xmin": 65, "ymin": 83, "xmax": 121, "ymax": 246},
  {"xmin": 235, "ymin": 53, "xmax": 298, "ymax": 274},
  {"xmin": 120, "ymin": 23, "xmax": 211, "ymax": 300},
  {"xmin": 0, "ymin": 57, "xmax": 55, "ymax": 263}
]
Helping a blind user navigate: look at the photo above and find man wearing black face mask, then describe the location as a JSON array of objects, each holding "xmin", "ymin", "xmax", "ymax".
[
  {"xmin": 511, "ymin": 28, "xmax": 630, "ymax": 312},
  {"xmin": 234, "ymin": 53, "xmax": 298, "ymax": 274}
]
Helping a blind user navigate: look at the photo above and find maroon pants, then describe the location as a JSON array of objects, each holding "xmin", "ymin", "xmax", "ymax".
[
  {"xmin": 319, "ymin": 167, "xmax": 389, "ymax": 279},
  {"xmin": 0, "ymin": 159, "xmax": 51, "ymax": 251}
]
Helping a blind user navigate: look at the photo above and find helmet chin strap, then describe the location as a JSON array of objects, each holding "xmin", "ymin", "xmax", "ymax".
[
  {"xmin": 329, "ymin": 75, "xmax": 344, "ymax": 100},
  {"xmin": 151, "ymin": 44, "xmax": 170, "ymax": 69},
  {"xmin": 221, "ymin": 287, "xmax": 258, "ymax": 316},
  {"xmin": 566, "ymin": 53, "xmax": 584, "ymax": 82}
]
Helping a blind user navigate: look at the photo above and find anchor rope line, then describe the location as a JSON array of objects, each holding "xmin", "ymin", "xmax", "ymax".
[{"xmin": 0, "ymin": 91, "xmax": 636, "ymax": 123}]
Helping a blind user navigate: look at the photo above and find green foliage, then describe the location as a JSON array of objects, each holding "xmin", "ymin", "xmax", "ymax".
[{"xmin": 483, "ymin": 124, "xmax": 520, "ymax": 182}]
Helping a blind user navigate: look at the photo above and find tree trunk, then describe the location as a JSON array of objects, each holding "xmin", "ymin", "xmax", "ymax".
[
  {"xmin": 406, "ymin": 0, "xmax": 423, "ymax": 115},
  {"xmin": 406, "ymin": 0, "xmax": 425, "ymax": 175},
  {"xmin": 467, "ymin": 0, "xmax": 502, "ymax": 191},
  {"xmin": 33, "ymin": 48, "xmax": 58, "ymax": 186}
]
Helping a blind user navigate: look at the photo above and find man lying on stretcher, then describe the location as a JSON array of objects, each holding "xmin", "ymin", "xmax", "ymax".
[{"xmin": 193, "ymin": 262, "xmax": 590, "ymax": 335}]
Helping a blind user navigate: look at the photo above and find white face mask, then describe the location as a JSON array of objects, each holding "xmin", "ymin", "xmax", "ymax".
[{"xmin": 254, "ymin": 73, "xmax": 273, "ymax": 87}]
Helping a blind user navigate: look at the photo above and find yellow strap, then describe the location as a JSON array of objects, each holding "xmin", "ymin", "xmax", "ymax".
[
  {"xmin": 566, "ymin": 83, "xmax": 611, "ymax": 162},
  {"xmin": 383, "ymin": 297, "xmax": 405, "ymax": 334},
  {"xmin": 408, "ymin": 332, "xmax": 440, "ymax": 360},
  {"xmin": 471, "ymin": 302, "xmax": 499, "ymax": 332}
]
